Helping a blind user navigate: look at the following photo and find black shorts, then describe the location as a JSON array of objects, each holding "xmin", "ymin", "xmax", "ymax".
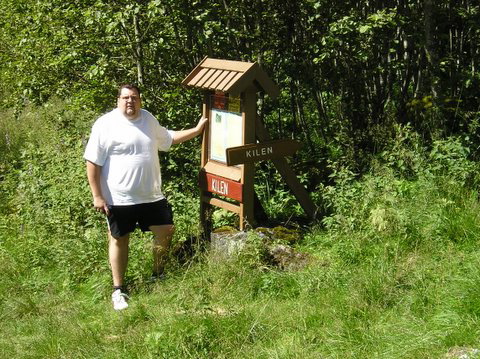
[{"xmin": 107, "ymin": 199, "xmax": 174, "ymax": 238}]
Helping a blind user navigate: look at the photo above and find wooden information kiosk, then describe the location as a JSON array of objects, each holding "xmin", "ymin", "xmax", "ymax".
[{"xmin": 182, "ymin": 57, "xmax": 316, "ymax": 231}]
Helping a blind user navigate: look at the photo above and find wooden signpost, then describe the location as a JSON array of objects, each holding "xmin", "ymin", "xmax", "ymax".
[
  {"xmin": 226, "ymin": 139, "xmax": 302, "ymax": 166},
  {"xmin": 182, "ymin": 57, "xmax": 316, "ymax": 232}
]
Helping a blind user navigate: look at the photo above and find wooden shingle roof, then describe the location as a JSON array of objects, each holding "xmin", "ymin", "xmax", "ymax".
[{"xmin": 182, "ymin": 57, "xmax": 279, "ymax": 98}]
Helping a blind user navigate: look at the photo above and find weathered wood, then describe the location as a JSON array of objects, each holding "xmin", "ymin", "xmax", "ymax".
[
  {"xmin": 202, "ymin": 195, "xmax": 241, "ymax": 214},
  {"xmin": 203, "ymin": 161, "xmax": 242, "ymax": 181},
  {"xmin": 189, "ymin": 68, "xmax": 209, "ymax": 87},
  {"xmin": 186, "ymin": 58, "xmax": 283, "ymax": 231},
  {"xmin": 182, "ymin": 56, "xmax": 208, "ymax": 85},
  {"xmin": 202, "ymin": 58, "xmax": 254, "ymax": 72},
  {"xmin": 200, "ymin": 92, "xmax": 212, "ymax": 239},
  {"xmin": 240, "ymin": 88, "xmax": 257, "ymax": 230},
  {"xmin": 182, "ymin": 57, "xmax": 279, "ymax": 98},
  {"xmin": 216, "ymin": 72, "xmax": 238, "ymax": 91},
  {"xmin": 225, "ymin": 63, "xmax": 279, "ymax": 99},
  {"xmin": 201, "ymin": 93, "xmax": 209, "ymax": 167},
  {"xmin": 220, "ymin": 72, "xmax": 244, "ymax": 93},
  {"xmin": 209, "ymin": 70, "xmax": 230, "ymax": 89},
  {"xmin": 226, "ymin": 139, "xmax": 302, "ymax": 166},
  {"xmin": 201, "ymin": 69, "xmax": 224, "ymax": 89},
  {"xmin": 196, "ymin": 68, "xmax": 218, "ymax": 88}
]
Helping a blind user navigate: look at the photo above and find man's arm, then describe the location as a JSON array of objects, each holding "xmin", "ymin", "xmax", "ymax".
[
  {"xmin": 171, "ymin": 116, "xmax": 208, "ymax": 145},
  {"xmin": 86, "ymin": 160, "xmax": 109, "ymax": 215}
]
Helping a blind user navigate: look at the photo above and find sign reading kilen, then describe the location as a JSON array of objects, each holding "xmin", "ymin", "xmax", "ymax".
[
  {"xmin": 226, "ymin": 139, "xmax": 302, "ymax": 166},
  {"xmin": 199, "ymin": 172, "xmax": 243, "ymax": 202},
  {"xmin": 182, "ymin": 57, "xmax": 316, "ymax": 231}
]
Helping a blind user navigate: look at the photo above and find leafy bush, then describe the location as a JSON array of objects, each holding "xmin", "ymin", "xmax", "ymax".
[
  {"xmin": 320, "ymin": 125, "xmax": 480, "ymax": 244},
  {"xmin": 0, "ymin": 100, "xmax": 205, "ymax": 290}
]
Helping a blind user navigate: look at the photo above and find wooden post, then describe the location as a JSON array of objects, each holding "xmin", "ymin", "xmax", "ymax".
[
  {"xmin": 183, "ymin": 58, "xmax": 313, "ymax": 232},
  {"xmin": 200, "ymin": 92, "xmax": 212, "ymax": 238},
  {"xmin": 240, "ymin": 87, "xmax": 257, "ymax": 230}
]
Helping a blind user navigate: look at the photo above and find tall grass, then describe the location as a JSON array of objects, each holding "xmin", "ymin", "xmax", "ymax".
[{"xmin": 2, "ymin": 104, "xmax": 480, "ymax": 358}]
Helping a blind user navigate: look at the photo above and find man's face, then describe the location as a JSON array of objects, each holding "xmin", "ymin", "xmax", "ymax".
[{"xmin": 117, "ymin": 87, "xmax": 141, "ymax": 120}]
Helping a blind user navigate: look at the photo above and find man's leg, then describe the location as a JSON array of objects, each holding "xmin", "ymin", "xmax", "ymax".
[
  {"xmin": 109, "ymin": 233, "xmax": 130, "ymax": 287},
  {"xmin": 150, "ymin": 224, "xmax": 174, "ymax": 275}
]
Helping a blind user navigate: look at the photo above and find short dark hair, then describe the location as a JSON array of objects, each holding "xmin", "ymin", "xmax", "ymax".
[{"xmin": 117, "ymin": 83, "xmax": 141, "ymax": 97}]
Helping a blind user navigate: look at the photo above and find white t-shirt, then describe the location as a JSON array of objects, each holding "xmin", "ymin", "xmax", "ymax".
[{"xmin": 84, "ymin": 108, "xmax": 173, "ymax": 205}]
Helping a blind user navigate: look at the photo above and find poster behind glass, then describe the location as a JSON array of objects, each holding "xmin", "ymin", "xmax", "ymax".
[{"xmin": 209, "ymin": 93, "xmax": 243, "ymax": 164}]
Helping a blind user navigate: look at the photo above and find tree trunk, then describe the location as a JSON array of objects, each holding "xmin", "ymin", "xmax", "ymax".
[
  {"xmin": 424, "ymin": 0, "xmax": 438, "ymax": 98},
  {"xmin": 133, "ymin": 13, "xmax": 144, "ymax": 87}
]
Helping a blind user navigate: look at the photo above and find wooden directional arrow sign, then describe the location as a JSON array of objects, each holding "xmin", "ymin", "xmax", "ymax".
[{"xmin": 226, "ymin": 139, "xmax": 302, "ymax": 166}]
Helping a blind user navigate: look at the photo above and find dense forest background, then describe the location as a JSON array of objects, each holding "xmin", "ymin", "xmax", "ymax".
[
  {"xmin": 3, "ymin": 2, "xmax": 480, "ymax": 357},
  {"xmin": 2, "ymin": 0, "xmax": 479, "ymax": 180}
]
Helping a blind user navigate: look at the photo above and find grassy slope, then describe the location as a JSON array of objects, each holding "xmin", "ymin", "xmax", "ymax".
[
  {"xmin": 2, "ymin": 193, "xmax": 480, "ymax": 359},
  {"xmin": 2, "ymin": 105, "xmax": 480, "ymax": 358}
]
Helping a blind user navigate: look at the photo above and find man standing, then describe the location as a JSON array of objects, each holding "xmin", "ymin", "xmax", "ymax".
[{"xmin": 84, "ymin": 84, "xmax": 207, "ymax": 310}]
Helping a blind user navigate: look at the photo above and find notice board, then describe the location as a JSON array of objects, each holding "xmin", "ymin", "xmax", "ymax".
[{"xmin": 208, "ymin": 93, "xmax": 243, "ymax": 164}]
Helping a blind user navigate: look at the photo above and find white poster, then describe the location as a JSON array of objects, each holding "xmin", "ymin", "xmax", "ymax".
[{"xmin": 209, "ymin": 109, "xmax": 243, "ymax": 163}]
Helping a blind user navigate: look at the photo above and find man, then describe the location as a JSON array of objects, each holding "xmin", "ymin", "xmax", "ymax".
[{"xmin": 84, "ymin": 84, "xmax": 207, "ymax": 310}]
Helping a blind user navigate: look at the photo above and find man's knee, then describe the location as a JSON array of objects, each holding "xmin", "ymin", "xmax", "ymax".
[
  {"xmin": 109, "ymin": 232, "xmax": 130, "ymax": 242},
  {"xmin": 150, "ymin": 224, "xmax": 175, "ymax": 239}
]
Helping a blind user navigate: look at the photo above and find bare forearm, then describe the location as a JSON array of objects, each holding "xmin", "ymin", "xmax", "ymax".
[
  {"xmin": 172, "ymin": 116, "xmax": 208, "ymax": 145},
  {"xmin": 86, "ymin": 161, "xmax": 103, "ymax": 198},
  {"xmin": 86, "ymin": 161, "xmax": 109, "ymax": 214},
  {"xmin": 172, "ymin": 128, "xmax": 201, "ymax": 144}
]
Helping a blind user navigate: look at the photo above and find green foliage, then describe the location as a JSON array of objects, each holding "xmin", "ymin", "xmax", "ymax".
[
  {"xmin": 321, "ymin": 125, "xmax": 480, "ymax": 240},
  {"xmin": 2, "ymin": 0, "xmax": 480, "ymax": 182},
  {"xmin": 2, "ymin": 117, "xmax": 480, "ymax": 357},
  {"xmin": 0, "ymin": 100, "xmax": 203, "ymax": 290},
  {"xmin": 0, "ymin": 103, "xmax": 104, "ymax": 284},
  {"xmin": 254, "ymin": 161, "xmax": 304, "ymax": 221},
  {"xmin": 2, "ymin": 2, "xmax": 480, "ymax": 357}
]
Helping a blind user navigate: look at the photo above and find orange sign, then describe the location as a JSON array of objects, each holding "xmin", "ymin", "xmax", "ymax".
[{"xmin": 199, "ymin": 172, "xmax": 243, "ymax": 202}]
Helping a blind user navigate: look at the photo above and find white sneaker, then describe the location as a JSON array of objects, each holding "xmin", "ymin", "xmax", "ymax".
[{"xmin": 112, "ymin": 289, "xmax": 129, "ymax": 310}]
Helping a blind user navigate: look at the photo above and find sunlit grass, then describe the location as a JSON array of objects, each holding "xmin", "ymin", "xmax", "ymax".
[{"xmin": 2, "ymin": 104, "xmax": 480, "ymax": 358}]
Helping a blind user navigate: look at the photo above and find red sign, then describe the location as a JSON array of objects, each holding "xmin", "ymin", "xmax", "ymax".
[
  {"xmin": 212, "ymin": 92, "xmax": 227, "ymax": 110},
  {"xmin": 199, "ymin": 172, "xmax": 243, "ymax": 202}
]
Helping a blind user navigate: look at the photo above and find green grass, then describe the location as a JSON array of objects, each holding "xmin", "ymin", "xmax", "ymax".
[
  {"xmin": 2, "ymin": 102, "xmax": 480, "ymax": 358},
  {"xmin": 2, "ymin": 221, "xmax": 480, "ymax": 358}
]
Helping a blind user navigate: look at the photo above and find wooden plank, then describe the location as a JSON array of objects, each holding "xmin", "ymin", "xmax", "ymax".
[
  {"xmin": 240, "ymin": 88, "xmax": 257, "ymax": 230},
  {"xmin": 188, "ymin": 67, "xmax": 210, "ymax": 87},
  {"xmin": 181, "ymin": 55, "xmax": 208, "ymax": 86},
  {"xmin": 226, "ymin": 139, "xmax": 302, "ymax": 166},
  {"xmin": 183, "ymin": 58, "xmax": 279, "ymax": 98},
  {"xmin": 220, "ymin": 71, "xmax": 244, "ymax": 93},
  {"xmin": 203, "ymin": 161, "xmax": 242, "ymax": 181},
  {"xmin": 202, "ymin": 195, "xmax": 241, "ymax": 214},
  {"xmin": 202, "ymin": 58, "xmax": 254, "ymax": 73},
  {"xmin": 226, "ymin": 65, "xmax": 280, "ymax": 98},
  {"xmin": 209, "ymin": 70, "xmax": 230, "ymax": 90},
  {"xmin": 225, "ymin": 64, "xmax": 258, "ymax": 96},
  {"xmin": 216, "ymin": 71, "xmax": 241, "ymax": 91},
  {"xmin": 201, "ymin": 69, "xmax": 223, "ymax": 89},
  {"xmin": 199, "ymin": 172, "xmax": 243, "ymax": 202},
  {"xmin": 200, "ymin": 92, "xmax": 210, "ymax": 167},
  {"xmin": 199, "ymin": 91, "xmax": 213, "ymax": 239},
  {"xmin": 196, "ymin": 68, "xmax": 217, "ymax": 88}
]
